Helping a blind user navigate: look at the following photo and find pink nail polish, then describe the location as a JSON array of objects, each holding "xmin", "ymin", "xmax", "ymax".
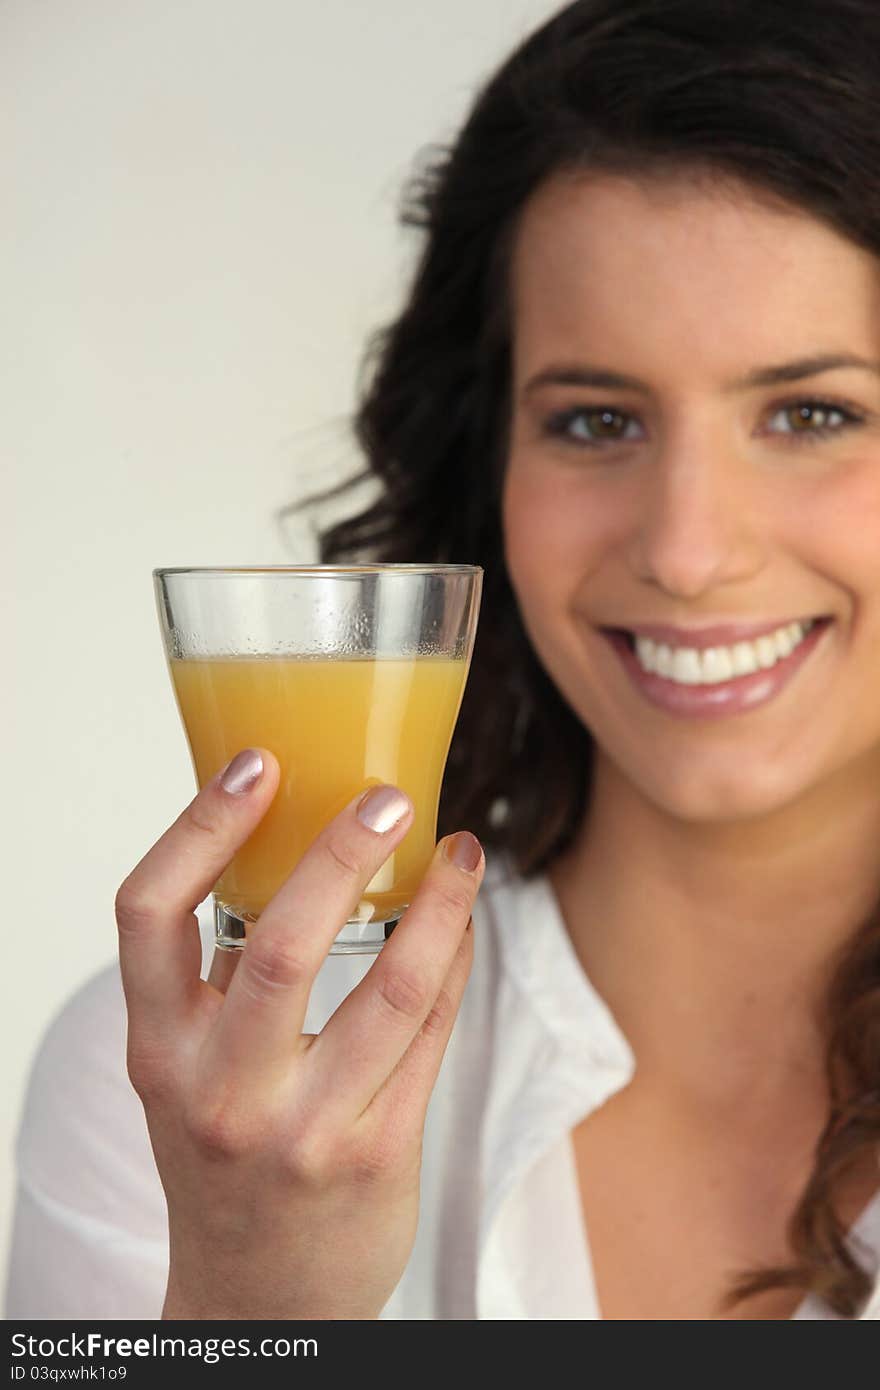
[
  {"xmin": 220, "ymin": 749, "xmax": 264, "ymax": 795},
  {"xmin": 356, "ymin": 785, "xmax": 412, "ymax": 833},
  {"xmin": 444, "ymin": 831, "xmax": 483, "ymax": 872}
]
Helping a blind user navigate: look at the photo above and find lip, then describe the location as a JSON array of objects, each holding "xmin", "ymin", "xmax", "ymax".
[
  {"xmin": 598, "ymin": 616, "xmax": 833, "ymax": 720},
  {"xmin": 600, "ymin": 616, "xmax": 829, "ymax": 651}
]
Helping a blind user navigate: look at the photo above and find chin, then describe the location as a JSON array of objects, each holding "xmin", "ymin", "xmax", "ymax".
[{"xmin": 602, "ymin": 743, "xmax": 821, "ymax": 827}]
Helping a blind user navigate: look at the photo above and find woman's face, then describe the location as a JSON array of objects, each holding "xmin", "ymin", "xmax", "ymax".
[{"xmin": 502, "ymin": 171, "xmax": 880, "ymax": 821}]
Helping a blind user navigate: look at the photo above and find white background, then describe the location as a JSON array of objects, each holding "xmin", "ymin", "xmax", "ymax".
[{"xmin": 2, "ymin": 0, "xmax": 564, "ymax": 1280}]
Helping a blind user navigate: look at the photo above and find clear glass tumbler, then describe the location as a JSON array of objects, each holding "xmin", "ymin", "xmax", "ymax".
[{"xmin": 154, "ymin": 565, "xmax": 482, "ymax": 954}]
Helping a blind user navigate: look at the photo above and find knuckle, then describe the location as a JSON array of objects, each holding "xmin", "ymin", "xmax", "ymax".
[
  {"xmin": 324, "ymin": 833, "xmax": 363, "ymax": 879},
  {"xmin": 241, "ymin": 935, "xmax": 310, "ymax": 998},
  {"xmin": 429, "ymin": 879, "xmax": 474, "ymax": 924},
  {"xmin": 419, "ymin": 985, "xmax": 456, "ymax": 1039},
  {"xmin": 348, "ymin": 1122, "xmax": 419, "ymax": 1189},
  {"xmin": 185, "ymin": 1097, "xmax": 248, "ymax": 1162},
  {"xmin": 183, "ymin": 798, "xmax": 221, "ymax": 840},
  {"xmin": 350, "ymin": 1145, "xmax": 394, "ymax": 1187},
  {"xmin": 126, "ymin": 1041, "xmax": 175, "ymax": 1104},
  {"xmin": 348, "ymin": 1128, "xmax": 402, "ymax": 1186},
  {"xmin": 375, "ymin": 964, "xmax": 430, "ymax": 1025},
  {"xmin": 284, "ymin": 1120, "xmax": 335, "ymax": 1185},
  {"xmin": 114, "ymin": 880, "xmax": 158, "ymax": 937}
]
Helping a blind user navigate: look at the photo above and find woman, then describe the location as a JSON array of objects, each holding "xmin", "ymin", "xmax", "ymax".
[{"xmin": 7, "ymin": 0, "xmax": 880, "ymax": 1319}]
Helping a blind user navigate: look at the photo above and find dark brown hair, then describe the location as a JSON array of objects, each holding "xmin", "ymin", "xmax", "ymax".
[{"xmin": 287, "ymin": 0, "xmax": 880, "ymax": 1315}]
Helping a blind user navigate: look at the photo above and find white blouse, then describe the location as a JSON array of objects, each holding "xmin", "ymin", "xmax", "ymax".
[{"xmin": 5, "ymin": 852, "xmax": 880, "ymax": 1320}]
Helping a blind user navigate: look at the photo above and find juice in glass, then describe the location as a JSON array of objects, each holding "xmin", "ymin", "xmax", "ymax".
[{"xmin": 171, "ymin": 652, "xmax": 469, "ymax": 924}]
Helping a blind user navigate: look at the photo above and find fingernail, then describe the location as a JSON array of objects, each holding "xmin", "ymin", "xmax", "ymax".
[
  {"xmin": 220, "ymin": 749, "xmax": 264, "ymax": 796},
  {"xmin": 443, "ymin": 831, "xmax": 483, "ymax": 873},
  {"xmin": 356, "ymin": 785, "xmax": 412, "ymax": 833}
]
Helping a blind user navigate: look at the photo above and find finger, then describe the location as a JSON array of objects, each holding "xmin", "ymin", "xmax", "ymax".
[
  {"xmin": 201, "ymin": 783, "xmax": 415, "ymax": 1088},
  {"xmin": 115, "ymin": 748, "xmax": 280, "ymax": 1035},
  {"xmin": 363, "ymin": 914, "xmax": 474, "ymax": 1137},
  {"xmin": 302, "ymin": 830, "xmax": 484, "ymax": 1120}
]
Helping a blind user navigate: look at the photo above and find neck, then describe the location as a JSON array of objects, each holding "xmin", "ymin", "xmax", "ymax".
[{"xmin": 548, "ymin": 745, "xmax": 880, "ymax": 1111}]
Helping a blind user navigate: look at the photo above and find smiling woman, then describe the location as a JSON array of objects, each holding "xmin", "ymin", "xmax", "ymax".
[
  {"xmin": 504, "ymin": 174, "xmax": 880, "ymax": 746},
  {"xmin": 8, "ymin": 0, "xmax": 880, "ymax": 1323},
  {"xmin": 297, "ymin": 0, "xmax": 880, "ymax": 1317}
]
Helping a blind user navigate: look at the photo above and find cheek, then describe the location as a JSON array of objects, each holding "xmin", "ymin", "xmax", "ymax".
[
  {"xmin": 501, "ymin": 460, "xmax": 608, "ymax": 607},
  {"xmin": 804, "ymin": 458, "xmax": 880, "ymax": 595}
]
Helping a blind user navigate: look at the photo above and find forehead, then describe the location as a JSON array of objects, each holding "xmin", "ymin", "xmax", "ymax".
[{"xmin": 509, "ymin": 171, "xmax": 880, "ymax": 377}]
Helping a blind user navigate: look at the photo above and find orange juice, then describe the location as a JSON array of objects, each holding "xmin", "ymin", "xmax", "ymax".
[{"xmin": 170, "ymin": 654, "xmax": 469, "ymax": 924}]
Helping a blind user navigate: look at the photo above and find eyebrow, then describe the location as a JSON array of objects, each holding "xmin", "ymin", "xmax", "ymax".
[{"xmin": 522, "ymin": 352, "xmax": 880, "ymax": 397}]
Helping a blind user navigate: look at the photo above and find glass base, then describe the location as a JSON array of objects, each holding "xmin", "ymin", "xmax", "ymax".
[{"xmin": 213, "ymin": 899, "xmax": 405, "ymax": 955}]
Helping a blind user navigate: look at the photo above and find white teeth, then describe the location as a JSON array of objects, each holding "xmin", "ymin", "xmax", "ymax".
[
  {"xmin": 633, "ymin": 619, "xmax": 817, "ymax": 685},
  {"xmin": 730, "ymin": 640, "xmax": 759, "ymax": 676},
  {"xmin": 670, "ymin": 648, "xmax": 702, "ymax": 684},
  {"xmin": 754, "ymin": 635, "xmax": 779, "ymax": 669},
  {"xmin": 774, "ymin": 627, "xmax": 795, "ymax": 659},
  {"xmin": 701, "ymin": 646, "xmax": 734, "ymax": 682}
]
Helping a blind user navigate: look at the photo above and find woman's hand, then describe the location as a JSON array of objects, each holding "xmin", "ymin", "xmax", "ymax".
[{"xmin": 114, "ymin": 748, "xmax": 483, "ymax": 1320}]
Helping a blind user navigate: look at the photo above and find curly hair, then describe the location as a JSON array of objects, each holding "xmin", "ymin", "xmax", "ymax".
[{"xmin": 286, "ymin": 0, "xmax": 880, "ymax": 1315}]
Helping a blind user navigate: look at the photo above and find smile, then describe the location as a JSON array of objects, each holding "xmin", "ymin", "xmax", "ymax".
[{"xmin": 598, "ymin": 616, "xmax": 833, "ymax": 719}]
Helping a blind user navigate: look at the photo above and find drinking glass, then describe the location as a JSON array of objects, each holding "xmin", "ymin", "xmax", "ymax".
[{"xmin": 154, "ymin": 565, "xmax": 482, "ymax": 954}]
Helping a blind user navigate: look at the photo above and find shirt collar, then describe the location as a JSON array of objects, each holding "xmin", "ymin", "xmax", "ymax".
[
  {"xmin": 492, "ymin": 850, "xmax": 635, "ymax": 1076},
  {"xmin": 477, "ymin": 852, "xmax": 635, "ymax": 1255}
]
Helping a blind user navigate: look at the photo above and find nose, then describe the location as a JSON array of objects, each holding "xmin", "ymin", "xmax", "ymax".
[{"xmin": 625, "ymin": 424, "xmax": 765, "ymax": 598}]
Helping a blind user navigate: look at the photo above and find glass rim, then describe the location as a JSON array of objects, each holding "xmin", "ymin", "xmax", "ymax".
[{"xmin": 153, "ymin": 564, "xmax": 483, "ymax": 578}]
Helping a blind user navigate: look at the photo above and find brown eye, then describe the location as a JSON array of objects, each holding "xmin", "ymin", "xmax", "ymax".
[
  {"xmin": 542, "ymin": 407, "xmax": 644, "ymax": 446},
  {"xmin": 587, "ymin": 409, "xmax": 628, "ymax": 437},
  {"xmin": 788, "ymin": 404, "xmax": 839, "ymax": 431},
  {"xmin": 768, "ymin": 400, "xmax": 861, "ymax": 439}
]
